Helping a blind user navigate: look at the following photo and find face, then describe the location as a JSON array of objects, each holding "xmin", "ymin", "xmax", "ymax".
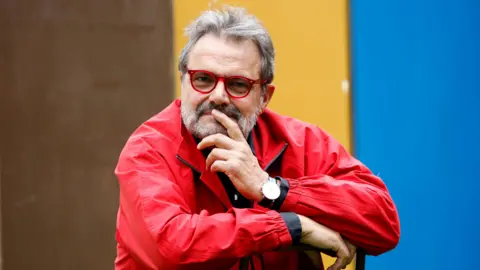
[{"xmin": 181, "ymin": 34, "xmax": 274, "ymax": 139}]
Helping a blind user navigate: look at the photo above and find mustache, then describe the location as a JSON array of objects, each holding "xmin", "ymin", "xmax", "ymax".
[{"xmin": 196, "ymin": 102, "xmax": 242, "ymax": 121}]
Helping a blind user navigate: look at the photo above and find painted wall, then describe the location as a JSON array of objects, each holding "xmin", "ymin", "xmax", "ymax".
[
  {"xmin": 173, "ymin": 0, "xmax": 352, "ymax": 148},
  {"xmin": 0, "ymin": 1, "xmax": 174, "ymax": 269},
  {"xmin": 173, "ymin": 0, "xmax": 354, "ymax": 269},
  {"xmin": 349, "ymin": 0, "xmax": 480, "ymax": 269}
]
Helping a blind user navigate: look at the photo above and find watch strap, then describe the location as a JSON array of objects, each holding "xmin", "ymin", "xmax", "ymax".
[
  {"xmin": 258, "ymin": 195, "xmax": 275, "ymax": 208},
  {"xmin": 271, "ymin": 177, "xmax": 290, "ymax": 210}
]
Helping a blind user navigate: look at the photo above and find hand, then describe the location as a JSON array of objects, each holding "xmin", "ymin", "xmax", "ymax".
[
  {"xmin": 197, "ymin": 109, "xmax": 267, "ymax": 202},
  {"xmin": 298, "ymin": 215, "xmax": 356, "ymax": 270}
]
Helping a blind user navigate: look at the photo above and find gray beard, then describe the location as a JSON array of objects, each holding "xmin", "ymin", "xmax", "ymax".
[{"xmin": 180, "ymin": 102, "xmax": 262, "ymax": 139}]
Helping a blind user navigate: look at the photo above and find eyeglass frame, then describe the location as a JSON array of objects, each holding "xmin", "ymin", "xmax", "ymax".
[{"xmin": 186, "ymin": 69, "xmax": 268, "ymax": 99}]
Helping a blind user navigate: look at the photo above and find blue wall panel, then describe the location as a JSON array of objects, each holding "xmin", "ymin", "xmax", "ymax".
[{"xmin": 349, "ymin": 0, "xmax": 480, "ymax": 269}]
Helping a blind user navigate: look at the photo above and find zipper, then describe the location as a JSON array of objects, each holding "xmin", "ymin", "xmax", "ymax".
[
  {"xmin": 259, "ymin": 143, "xmax": 287, "ymax": 270},
  {"xmin": 263, "ymin": 143, "xmax": 288, "ymax": 172},
  {"xmin": 176, "ymin": 154, "xmax": 201, "ymax": 174},
  {"xmin": 178, "ymin": 143, "xmax": 287, "ymax": 270}
]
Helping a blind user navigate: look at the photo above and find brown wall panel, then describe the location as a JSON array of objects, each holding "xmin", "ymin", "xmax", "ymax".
[{"xmin": 0, "ymin": 1, "xmax": 173, "ymax": 269}]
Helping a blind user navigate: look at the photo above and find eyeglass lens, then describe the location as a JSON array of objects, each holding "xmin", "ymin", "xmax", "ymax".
[{"xmin": 191, "ymin": 71, "xmax": 251, "ymax": 97}]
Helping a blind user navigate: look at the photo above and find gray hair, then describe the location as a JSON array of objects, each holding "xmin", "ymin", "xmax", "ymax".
[{"xmin": 178, "ymin": 6, "xmax": 275, "ymax": 85}]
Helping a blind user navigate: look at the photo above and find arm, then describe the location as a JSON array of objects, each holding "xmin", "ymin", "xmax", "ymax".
[
  {"xmin": 115, "ymin": 137, "xmax": 292, "ymax": 269},
  {"xmin": 192, "ymin": 111, "xmax": 359, "ymax": 270},
  {"xmin": 276, "ymin": 128, "xmax": 400, "ymax": 256}
]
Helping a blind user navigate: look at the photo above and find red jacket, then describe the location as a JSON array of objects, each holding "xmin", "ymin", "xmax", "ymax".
[{"xmin": 114, "ymin": 99, "xmax": 400, "ymax": 270}]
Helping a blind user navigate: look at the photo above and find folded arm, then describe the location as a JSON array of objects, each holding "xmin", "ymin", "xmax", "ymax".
[
  {"xmin": 115, "ymin": 137, "xmax": 293, "ymax": 269},
  {"xmin": 272, "ymin": 128, "xmax": 400, "ymax": 256}
]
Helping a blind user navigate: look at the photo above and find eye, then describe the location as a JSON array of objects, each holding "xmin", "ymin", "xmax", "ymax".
[
  {"xmin": 227, "ymin": 78, "xmax": 250, "ymax": 89},
  {"xmin": 194, "ymin": 75, "xmax": 214, "ymax": 83}
]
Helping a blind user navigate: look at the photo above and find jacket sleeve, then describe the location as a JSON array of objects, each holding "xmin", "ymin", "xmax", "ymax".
[
  {"xmin": 278, "ymin": 127, "xmax": 400, "ymax": 256},
  {"xmin": 114, "ymin": 136, "xmax": 293, "ymax": 269}
]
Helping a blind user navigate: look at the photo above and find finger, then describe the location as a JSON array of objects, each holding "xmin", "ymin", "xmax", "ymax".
[
  {"xmin": 303, "ymin": 251, "xmax": 322, "ymax": 269},
  {"xmin": 205, "ymin": 148, "xmax": 235, "ymax": 170},
  {"xmin": 328, "ymin": 256, "xmax": 349, "ymax": 270},
  {"xmin": 327, "ymin": 240, "xmax": 350, "ymax": 270},
  {"xmin": 210, "ymin": 160, "xmax": 230, "ymax": 174},
  {"xmin": 211, "ymin": 109, "xmax": 245, "ymax": 141},
  {"xmin": 344, "ymin": 240, "xmax": 357, "ymax": 266},
  {"xmin": 197, "ymin": 133, "xmax": 236, "ymax": 150}
]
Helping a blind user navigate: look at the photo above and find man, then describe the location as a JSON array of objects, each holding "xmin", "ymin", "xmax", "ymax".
[{"xmin": 114, "ymin": 6, "xmax": 400, "ymax": 270}]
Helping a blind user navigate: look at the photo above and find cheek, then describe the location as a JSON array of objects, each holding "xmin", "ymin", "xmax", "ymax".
[
  {"xmin": 232, "ymin": 99, "xmax": 258, "ymax": 117},
  {"xmin": 182, "ymin": 86, "xmax": 207, "ymax": 108},
  {"xmin": 239, "ymin": 90, "xmax": 265, "ymax": 113}
]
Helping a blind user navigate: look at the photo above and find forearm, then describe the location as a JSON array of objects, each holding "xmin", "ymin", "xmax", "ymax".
[
  {"xmin": 158, "ymin": 209, "xmax": 292, "ymax": 261},
  {"xmin": 119, "ymin": 196, "xmax": 293, "ymax": 268},
  {"xmin": 116, "ymin": 157, "xmax": 293, "ymax": 267},
  {"xmin": 277, "ymin": 174, "xmax": 400, "ymax": 255}
]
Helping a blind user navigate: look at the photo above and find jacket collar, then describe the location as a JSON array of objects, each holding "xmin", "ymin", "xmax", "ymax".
[{"xmin": 177, "ymin": 123, "xmax": 233, "ymax": 208}]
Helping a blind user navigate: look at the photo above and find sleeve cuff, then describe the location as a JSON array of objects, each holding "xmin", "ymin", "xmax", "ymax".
[
  {"xmin": 271, "ymin": 177, "xmax": 289, "ymax": 210},
  {"xmin": 278, "ymin": 178, "xmax": 301, "ymax": 213},
  {"xmin": 279, "ymin": 212, "xmax": 302, "ymax": 245}
]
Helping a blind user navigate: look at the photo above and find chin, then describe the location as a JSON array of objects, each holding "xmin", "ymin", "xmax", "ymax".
[{"xmin": 193, "ymin": 122, "xmax": 228, "ymax": 139}]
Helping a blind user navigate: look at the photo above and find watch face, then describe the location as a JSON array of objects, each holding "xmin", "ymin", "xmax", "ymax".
[{"xmin": 262, "ymin": 181, "xmax": 281, "ymax": 200}]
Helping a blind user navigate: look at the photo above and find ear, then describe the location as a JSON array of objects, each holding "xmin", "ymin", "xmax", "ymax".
[
  {"xmin": 258, "ymin": 84, "xmax": 275, "ymax": 114},
  {"xmin": 261, "ymin": 84, "xmax": 275, "ymax": 108}
]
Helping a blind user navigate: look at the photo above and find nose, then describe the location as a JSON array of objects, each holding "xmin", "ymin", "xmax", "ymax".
[{"xmin": 208, "ymin": 78, "xmax": 230, "ymax": 105}]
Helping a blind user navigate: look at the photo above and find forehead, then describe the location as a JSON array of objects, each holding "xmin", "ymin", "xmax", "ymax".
[{"xmin": 188, "ymin": 33, "xmax": 261, "ymax": 78}]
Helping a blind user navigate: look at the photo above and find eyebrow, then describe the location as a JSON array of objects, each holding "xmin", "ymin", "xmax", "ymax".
[{"xmin": 209, "ymin": 69, "xmax": 257, "ymax": 79}]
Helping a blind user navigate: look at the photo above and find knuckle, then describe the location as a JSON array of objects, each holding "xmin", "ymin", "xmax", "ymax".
[
  {"xmin": 227, "ymin": 163, "xmax": 236, "ymax": 172},
  {"xmin": 223, "ymin": 161, "xmax": 231, "ymax": 169},
  {"xmin": 345, "ymin": 249, "xmax": 351, "ymax": 258},
  {"xmin": 210, "ymin": 162, "xmax": 217, "ymax": 170},
  {"xmin": 211, "ymin": 148, "xmax": 220, "ymax": 156},
  {"xmin": 239, "ymin": 146, "xmax": 248, "ymax": 156},
  {"xmin": 231, "ymin": 160, "xmax": 240, "ymax": 169},
  {"xmin": 332, "ymin": 232, "xmax": 342, "ymax": 243}
]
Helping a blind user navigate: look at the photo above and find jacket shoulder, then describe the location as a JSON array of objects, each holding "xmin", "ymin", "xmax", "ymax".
[
  {"xmin": 261, "ymin": 108, "xmax": 330, "ymax": 143},
  {"xmin": 119, "ymin": 100, "xmax": 182, "ymax": 155}
]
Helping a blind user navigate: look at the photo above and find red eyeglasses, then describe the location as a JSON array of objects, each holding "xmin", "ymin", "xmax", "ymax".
[{"xmin": 187, "ymin": 69, "xmax": 266, "ymax": 99}]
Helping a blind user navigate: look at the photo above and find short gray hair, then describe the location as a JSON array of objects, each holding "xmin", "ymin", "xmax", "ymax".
[{"xmin": 178, "ymin": 6, "xmax": 275, "ymax": 85}]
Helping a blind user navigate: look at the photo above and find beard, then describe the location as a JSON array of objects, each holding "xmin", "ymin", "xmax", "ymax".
[{"xmin": 181, "ymin": 100, "xmax": 262, "ymax": 140}]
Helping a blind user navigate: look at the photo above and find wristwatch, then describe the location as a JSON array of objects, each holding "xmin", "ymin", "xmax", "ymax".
[{"xmin": 259, "ymin": 176, "xmax": 281, "ymax": 208}]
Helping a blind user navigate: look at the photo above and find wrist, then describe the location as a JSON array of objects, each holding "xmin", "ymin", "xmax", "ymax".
[
  {"xmin": 258, "ymin": 173, "xmax": 282, "ymax": 208},
  {"xmin": 255, "ymin": 171, "xmax": 270, "ymax": 202},
  {"xmin": 297, "ymin": 215, "xmax": 311, "ymax": 237}
]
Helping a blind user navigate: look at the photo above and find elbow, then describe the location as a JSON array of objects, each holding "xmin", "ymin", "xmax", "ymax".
[
  {"xmin": 383, "ymin": 200, "xmax": 401, "ymax": 253},
  {"xmin": 368, "ymin": 211, "xmax": 401, "ymax": 256},
  {"xmin": 387, "ymin": 215, "xmax": 401, "ymax": 251},
  {"xmin": 372, "ymin": 190, "xmax": 401, "ymax": 255},
  {"xmin": 380, "ymin": 223, "xmax": 400, "ymax": 254},
  {"xmin": 116, "ymin": 220, "xmax": 183, "ymax": 269},
  {"xmin": 134, "ymin": 227, "xmax": 196, "ymax": 268},
  {"xmin": 122, "ymin": 237, "xmax": 185, "ymax": 269},
  {"xmin": 390, "ymin": 215, "xmax": 401, "ymax": 247},
  {"xmin": 156, "ymin": 241, "xmax": 193, "ymax": 266},
  {"xmin": 368, "ymin": 230, "xmax": 400, "ymax": 256}
]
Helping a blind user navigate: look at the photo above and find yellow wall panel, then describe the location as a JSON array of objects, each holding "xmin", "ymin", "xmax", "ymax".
[{"xmin": 174, "ymin": 0, "xmax": 353, "ymax": 268}]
